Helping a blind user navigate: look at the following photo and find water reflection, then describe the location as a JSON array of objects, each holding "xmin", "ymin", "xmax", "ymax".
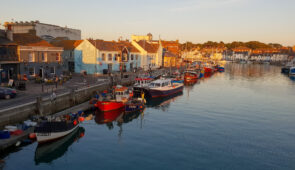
[
  {"xmin": 95, "ymin": 109, "xmax": 124, "ymax": 130},
  {"xmin": 34, "ymin": 127, "xmax": 85, "ymax": 165},
  {"xmin": 226, "ymin": 63, "xmax": 279, "ymax": 78},
  {"xmin": 145, "ymin": 92, "xmax": 183, "ymax": 111}
]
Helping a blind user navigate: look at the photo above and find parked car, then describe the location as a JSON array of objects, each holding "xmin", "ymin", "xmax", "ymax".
[{"xmin": 0, "ymin": 87, "xmax": 17, "ymax": 99}]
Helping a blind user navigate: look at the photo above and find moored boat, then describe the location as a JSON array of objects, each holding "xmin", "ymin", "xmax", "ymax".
[
  {"xmin": 144, "ymin": 79, "xmax": 184, "ymax": 98},
  {"xmin": 34, "ymin": 115, "xmax": 81, "ymax": 144},
  {"xmin": 289, "ymin": 67, "xmax": 295, "ymax": 76},
  {"xmin": 125, "ymin": 98, "xmax": 145, "ymax": 113},
  {"xmin": 184, "ymin": 70, "xmax": 199, "ymax": 81},
  {"xmin": 94, "ymin": 85, "xmax": 130, "ymax": 112}
]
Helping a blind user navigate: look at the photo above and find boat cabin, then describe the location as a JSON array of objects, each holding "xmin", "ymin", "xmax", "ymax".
[
  {"xmin": 149, "ymin": 79, "xmax": 172, "ymax": 88},
  {"xmin": 134, "ymin": 77, "xmax": 153, "ymax": 87},
  {"xmin": 114, "ymin": 85, "xmax": 130, "ymax": 101}
]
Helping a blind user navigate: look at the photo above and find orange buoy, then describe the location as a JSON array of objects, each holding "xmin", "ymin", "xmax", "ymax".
[
  {"xmin": 79, "ymin": 117, "xmax": 85, "ymax": 122},
  {"xmin": 29, "ymin": 133, "xmax": 36, "ymax": 139},
  {"xmin": 80, "ymin": 133, "xmax": 85, "ymax": 138}
]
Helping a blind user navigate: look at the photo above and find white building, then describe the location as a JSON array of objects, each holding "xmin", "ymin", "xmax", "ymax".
[{"xmin": 4, "ymin": 21, "xmax": 81, "ymax": 42}]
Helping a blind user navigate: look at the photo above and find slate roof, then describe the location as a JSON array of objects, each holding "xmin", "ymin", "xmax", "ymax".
[
  {"xmin": 13, "ymin": 33, "xmax": 53, "ymax": 47},
  {"xmin": 136, "ymin": 40, "xmax": 159, "ymax": 53}
]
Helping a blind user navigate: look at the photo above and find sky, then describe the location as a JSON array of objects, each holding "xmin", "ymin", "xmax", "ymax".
[{"xmin": 1, "ymin": 0, "xmax": 295, "ymax": 46}]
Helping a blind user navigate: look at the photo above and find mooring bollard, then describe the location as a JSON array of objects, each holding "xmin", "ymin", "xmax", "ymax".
[{"xmin": 36, "ymin": 96, "xmax": 43, "ymax": 116}]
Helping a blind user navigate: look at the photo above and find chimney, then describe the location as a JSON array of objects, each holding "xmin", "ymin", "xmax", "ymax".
[{"xmin": 6, "ymin": 30, "xmax": 13, "ymax": 41}]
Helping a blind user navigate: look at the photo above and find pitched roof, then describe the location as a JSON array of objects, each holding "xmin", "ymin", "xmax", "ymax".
[
  {"xmin": 13, "ymin": 33, "xmax": 53, "ymax": 47},
  {"xmin": 89, "ymin": 40, "xmax": 120, "ymax": 51},
  {"xmin": 117, "ymin": 41, "xmax": 140, "ymax": 53},
  {"xmin": 52, "ymin": 40, "xmax": 83, "ymax": 50},
  {"xmin": 136, "ymin": 40, "xmax": 159, "ymax": 53}
]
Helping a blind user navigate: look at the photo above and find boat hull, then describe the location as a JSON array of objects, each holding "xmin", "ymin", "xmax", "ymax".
[
  {"xmin": 36, "ymin": 124, "xmax": 79, "ymax": 144},
  {"xmin": 125, "ymin": 101, "xmax": 145, "ymax": 112},
  {"xmin": 218, "ymin": 67, "xmax": 225, "ymax": 72},
  {"xmin": 147, "ymin": 84, "xmax": 184, "ymax": 98},
  {"xmin": 95, "ymin": 101, "xmax": 124, "ymax": 112},
  {"xmin": 204, "ymin": 67, "xmax": 213, "ymax": 73}
]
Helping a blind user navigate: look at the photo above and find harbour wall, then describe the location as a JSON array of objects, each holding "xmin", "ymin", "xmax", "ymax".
[{"xmin": 0, "ymin": 77, "xmax": 135, "ymax": 128}]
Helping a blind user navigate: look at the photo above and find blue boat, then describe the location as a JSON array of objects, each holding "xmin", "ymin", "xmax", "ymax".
[
  {"xmin": 289, "ymin": 67, "xmax": 295, "ymax": 76},
  {"xmin": 218, "ymin": 67, "xmax": 225, "ymax": 72},
  {"xmin": 125, "ymin": 99, "xmax": 145, "ymax": 112}
]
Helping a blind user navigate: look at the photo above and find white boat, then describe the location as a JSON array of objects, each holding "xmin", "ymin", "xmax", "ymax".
[
  {"xmin": 145, "ymin": 79, "xmax": 184, "ymax": 98},
  {"xmin": 35, "ymin": 119, "xmax": 80, "ymax": 144}
]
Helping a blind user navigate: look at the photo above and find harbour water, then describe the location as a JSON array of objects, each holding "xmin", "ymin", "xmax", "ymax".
[{"xmin": 2, "ymin": 63, "xmax": 295, "ymax": 170}]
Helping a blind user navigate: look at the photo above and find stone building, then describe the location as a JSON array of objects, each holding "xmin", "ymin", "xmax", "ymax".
[
  {"xmin": 4, "ymin": 21, "xmax": 81, "ymax": 42},
  {"xmin": 12, "ymin": 33, "xmax": 64, "ymax": 79}
]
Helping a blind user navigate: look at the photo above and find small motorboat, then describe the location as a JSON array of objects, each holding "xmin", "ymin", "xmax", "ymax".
[
  {"xmin": 203, "ymin": 63, "xmax": 214, "ymax": 73},
  {"xmin": 94, "ymin": 85, "xmax": 130, "ymax": 112},
  {"xmin": 34, "ymin": 114, "xmax": 82, "ymax": 144},
  {"xmin": 218, "ymin": 66, "xmax": 225, "ymax": 72},
  {"xmin": 184, "ymin": 70, "xmax": 199, "ymax": 81},
  {"xmin": 144, "ymin": 78, "xmax": 184, "ymax": 98},
  {"xmin": 125, "ymin": 98, "xmax": 145, "ymax": 113},
  {"xmin": 289, "ymin": 67, "xmax": 295, "ymax": 76}
]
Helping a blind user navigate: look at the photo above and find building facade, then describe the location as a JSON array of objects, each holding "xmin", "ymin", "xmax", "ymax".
[
  {"xmin": 12, "ymin": 33, "xmax": 64, "ymax": 79},
  {"xmin": 0, "ymin": 30, "xmax": 19, "ymax": 84},
  {"xmin": 4, "ymin": 21, "xmax": 81, "ymax": 42},
  {"xmin": 52, "ymin": 40, "xmax": 83, "ymax": 73},
  {"xmin": 74, "ymin": 40, "xmax": 141, "ymax": 74}
]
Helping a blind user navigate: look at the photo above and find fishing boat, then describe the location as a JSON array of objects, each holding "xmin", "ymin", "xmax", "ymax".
[
  {"xmin": 94, "ymin": 85, "xmax": 130, "ymax": 112},
  {"xmin": 184, "ymin": 70, "xmax": 199, "ymax": 81},
  {"xmin": 289, "ymin": 67, "xmax": 295, "ymax": 76},
  {"xmin": 145, "ymin": 79, "xmax": 184, "ymax": 98},
  {"xmin": 203, "ymin": 63, "xmax": 214, "ymax": 73},
  {"xmin": 34, "ymin": 115, "xmax": 81, "ymax": 144}
]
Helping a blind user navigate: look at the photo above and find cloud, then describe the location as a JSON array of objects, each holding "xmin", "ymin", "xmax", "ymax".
[{"xmin": 170, "ymin": 0, "xmax": 244, "ymax": 12}]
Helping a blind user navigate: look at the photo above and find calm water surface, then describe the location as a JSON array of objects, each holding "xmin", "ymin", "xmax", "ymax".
[{"xmin": 2, "ymin": 63, "xmax": 295, "ymax": 170}]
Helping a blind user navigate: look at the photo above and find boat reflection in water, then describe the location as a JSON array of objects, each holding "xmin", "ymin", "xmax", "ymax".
[
  {"xmin": 34, "ymin": 127, "xmax": 85, "ymax": 165},
  {"xmin": 95, "ymin": 108, "xmax": 124, "ymax": 130},
  {"xmin": 145, "ymin": 91, "xmax": 183, "ymax": 110}
]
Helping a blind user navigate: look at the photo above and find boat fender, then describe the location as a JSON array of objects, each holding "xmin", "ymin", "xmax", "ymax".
[
  {"xmin": 73, "ymin": 120, "xmax": 78, "ymax": 126},
  {"xmin": 29, "ymin": 133, "xmax": 36, "ymax": 139},
  {"xmin": 79, "ymin": 117, "xmax": 85, "ymax": 122}
]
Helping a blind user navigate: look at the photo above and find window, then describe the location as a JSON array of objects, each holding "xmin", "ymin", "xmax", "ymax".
[
  {"xmin": 50, "ymin": 67, "xmax": 55, "ymax": 74},
  {"xmin": 108, "ymin": 53, "xmax": 112, "ymax": 61},
  {"xmin": 114, "ymin": 54, "xmax": 117, "ymax": 61},
  {"xmin": 41, "ymin": 52, "xmax": 47, "ymax": 62},
  {"xmin": 56, "ymin": 53, "xmax": 60, "ymax": 61},
  {"xmin": 123, "ymin": 53, "xmax": 127, "ymax": 61},
  {"xmin": 136, "ymin": 55, "xmax": 138, "ymax": 60},
  {"xmin": 29, "ymin": 52, "xmax": 34, "ymax": 62},
  {"xmin": 131, "ymin": 54, "xmax": 134, "ymax": 60},
  {"xmin": 29, "ymin": 67, "xmax": 35, "ymax": 75},
  {"xmin": 102, "ymin": 53, "xmax": 106, "ymax": 61}
]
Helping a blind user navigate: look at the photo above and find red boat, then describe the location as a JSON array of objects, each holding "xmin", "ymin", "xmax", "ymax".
[
  {"xmin": 94, "ymin": 85, "xmax": 130, "ymax": 112},
  {"xmin": 184, "ymin": 70, "xmax": 199, "ymax": 81},
  {"xmin": 95, "ymin": 108, "xmax": 124, "ymax": 124},
  {"xmin": 203, "ymin": 63, "xmax": 214, "ymax": 73}
]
